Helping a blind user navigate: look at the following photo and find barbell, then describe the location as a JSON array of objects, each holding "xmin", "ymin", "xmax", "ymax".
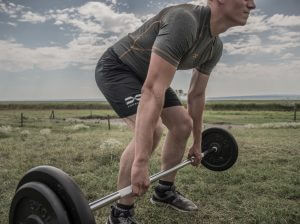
[{"xmin": 9, "ymin": 127, "xmax": 238, "ymax": 224}]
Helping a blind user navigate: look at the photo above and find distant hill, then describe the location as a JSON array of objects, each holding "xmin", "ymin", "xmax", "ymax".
[
  {"xmin": 1, "ymin": 95, "xmax": 300, "ymax": 102},
  {"xmin": 206, "ymin": 95, "xmax": 300, "ymax": 101}
]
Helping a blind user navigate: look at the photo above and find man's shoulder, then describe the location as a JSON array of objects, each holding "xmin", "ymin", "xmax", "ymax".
[
  {"xmin": 161, "ymin": 4, "xmax": 208, "ymax": 33},
  {"xmin": 162, "ymin": 4, "xmax": 206, "ymax": 21}
]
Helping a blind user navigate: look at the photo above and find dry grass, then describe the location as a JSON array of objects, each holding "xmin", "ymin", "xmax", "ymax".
[{"xmin": 0, "ymin": 110, "xmax": 299, "ymax": 223}]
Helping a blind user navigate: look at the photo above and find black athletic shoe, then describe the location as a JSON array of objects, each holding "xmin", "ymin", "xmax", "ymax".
[
  {"xmin": 107, "ymin": 205, "xmax": 140, "ymax": 224},
  {"xmin": 150, "ymin": 184, "xmax": 198, "ymax": 212}
]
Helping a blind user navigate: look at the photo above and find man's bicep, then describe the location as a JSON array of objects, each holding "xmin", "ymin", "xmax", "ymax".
[
  {"xmin": 143, "ymin": 52, "xmax": 177, "ymax": 92},
  {"xmin": 188, "ymin": 69, "xmax": 209, "ymax": 97},
  {"xmin": 152, "ymin": 10, "xmax": 197, "ymax": 68}
]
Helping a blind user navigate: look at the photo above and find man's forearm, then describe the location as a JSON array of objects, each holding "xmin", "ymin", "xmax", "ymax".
[
  {"xmin": 134, "ymin": 87, "xmax": 164, "ymax": 164},
  {"xmin": 187, "ymin": 94, "xmax": 206, "ymax": 146}
]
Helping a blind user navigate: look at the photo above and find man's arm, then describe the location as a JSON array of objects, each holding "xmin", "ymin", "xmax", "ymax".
[
  {"xmin": 131, "ymin": 52, "xmax": 176, "ymax": 196},
  {"xmin": 187, "ymin": 69, "xmax": 209, "ymax": 165}
]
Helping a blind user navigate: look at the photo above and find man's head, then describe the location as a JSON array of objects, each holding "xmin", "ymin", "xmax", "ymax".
[{"xmin": 209, "ymin": 0, "xmax": 256, "ymax": 26}]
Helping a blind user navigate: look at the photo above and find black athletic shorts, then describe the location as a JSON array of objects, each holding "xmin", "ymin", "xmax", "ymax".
[{"xmin": 95, "ymin": 47, "xmax": 182, "ymax": 118}]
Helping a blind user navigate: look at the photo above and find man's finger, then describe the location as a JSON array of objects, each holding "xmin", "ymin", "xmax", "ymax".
[
  {"xmin": 191, "ymin": 155, "xmax": 201, "ymax": 166},
  {"xmin": 132, "ymin": 185, "xmax": 140, "ymax": 196},
  {"xmin": 141, "ymin": 183, "xmax": 149, "ymax": 195}
]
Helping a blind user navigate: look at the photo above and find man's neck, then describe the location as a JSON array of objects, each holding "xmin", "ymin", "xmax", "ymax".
[{"xmin": 209, "ymin": 6, "xmax": 231, "ymax": 36}]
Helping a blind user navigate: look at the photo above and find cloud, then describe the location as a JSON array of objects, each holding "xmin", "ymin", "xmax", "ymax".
[
  {"xmin": 0, "ymin": 1, "xmax": 47, "ymax": 24},
  {"xmin": 224, "ymin": 29, "xmax": 300, "ymax": 56},
  {"xmin": 166, "ymin": 0, "xmax": 207, "ymax": 7},
  {"xmin": 108, "ymin": 0, "xmax": 118, "ymax": 5},
  {"xmin": 0, "ymin": 34, "xmax": 117, "ymax": 72},
  {"xmin": 19, "ymin": 11, "xmax": 47, "ymax": 23},
  {"xmin": 188, "ymin": 0, "xmax": 207, "ymax": 5},
  {"xmin": 140, "ymin": 13, "xmax": 155, "ymax": 22},
  {"xmin": 221, "ymin": 13, "xmax": 269, "ymax": 37},
  {"xmin": 222, "ymin": 10, "xmax": 300, "ymax": 57},
  {"xmin": 7, "ymin": 21, "xmax": 17, "ymax": 27},
  {"xmin": 222, "ymin": 12, "xmax": 300, "ymax": 38},
  {"xmin": 0, "ymin": 1, "xmax": 143, "ymax": 72},
  {"xmin": 281, "ymin": 53, "xmax": 294, "ymax": 60},
  {"xmin": 223, "ymin": 35, "xmax": 262, "ymax": 55},
  {"xmin": 267, "ymin": 14, "xmax": 300, "ymax": 27},
  {"xmin": 0, "ymin": 21, "xmax": 17, "ymax": 27},
  {"xmin": 49, "ymin": 2, "xmax": 142, "ymax": 36},
  {"xmin": 0, "ymin": 39, "xmax": 68, "ymax": 72},
  {"xmin": 0, "ymin": 1, "xmax": 26, "ymax": 18},
  {"xmin": 206, "ymin": 59, "xmax": 300, "ymax": 96},
  {"xmin": 214, "ymin": 60, "xmax": 300, "ymax": 79},
  {"xmin": 268, "ymin": 31, "xmax": 300, "ymax": 43},
  {"xmin": 1, "ymin": 0, "xmax": 299, "ymax": 82}
]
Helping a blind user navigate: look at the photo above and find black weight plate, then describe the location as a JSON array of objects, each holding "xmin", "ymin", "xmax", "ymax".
[
  {"xmin": 201, "ymin": 128, "xmax": 238, "ymax": 171},
  {"xmin": 16, "ymin": 166, "xmax": 96, "ymax": 224},
  {"xmin": 9, "ymin": 181, "xmax": 70, "ymax": 224}
]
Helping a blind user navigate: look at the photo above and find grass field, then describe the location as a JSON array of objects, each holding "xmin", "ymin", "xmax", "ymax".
[
  {"xmin": 0, "ymin": 108, "xmax": 297, "ymax": 128},
  {"xmin": 0, "ymin": 107, "xmax": 299, "ymax": 223},
  {"xmin": 0, "ymin": 100, "xmax": 299, "ymax": 111}
]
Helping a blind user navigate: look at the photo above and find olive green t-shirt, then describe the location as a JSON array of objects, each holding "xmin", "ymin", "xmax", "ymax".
[{"xmin": 112, "ymin": 4, "xmax": 223, "ymax": 80}]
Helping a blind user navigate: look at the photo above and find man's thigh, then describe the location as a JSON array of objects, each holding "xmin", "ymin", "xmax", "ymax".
[
  {"xmin": 161, "ymin": 105, "xmax": 191, "ymax": 131},
  {"xmin": 120, "ymin": 88, "xmax": 183, "ymax": 128},
  {"xmin": 95, "ymin": 48, "xmax": 143, "ymax": 118}
]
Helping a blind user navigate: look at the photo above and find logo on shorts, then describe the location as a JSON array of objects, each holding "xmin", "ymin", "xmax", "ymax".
[{"xmin": 125, "ymin": 94, "xmax": 141, "ymax": 108}]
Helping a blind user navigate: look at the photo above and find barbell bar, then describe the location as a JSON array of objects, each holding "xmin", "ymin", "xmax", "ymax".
[{"xmin": 89, "ymin": 146, "xmax": 217, "ymax": 211}]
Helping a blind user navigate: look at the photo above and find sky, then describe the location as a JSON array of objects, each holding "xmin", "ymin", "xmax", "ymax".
[{"xmin": 0, "ymin": 0, "xmax": 300, "ymax": 100}]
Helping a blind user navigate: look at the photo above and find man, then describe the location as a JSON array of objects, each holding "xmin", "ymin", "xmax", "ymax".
[{"xmin": 95, "ymin": 0, "xmax": 256, "ymax": 223}]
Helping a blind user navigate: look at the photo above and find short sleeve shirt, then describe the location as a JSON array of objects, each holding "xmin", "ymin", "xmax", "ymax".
[{"xmin": 112, "ymin": 4, "xmax": 223, "ymax": 80}]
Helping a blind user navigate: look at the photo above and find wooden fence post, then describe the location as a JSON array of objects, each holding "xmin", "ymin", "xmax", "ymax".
[
  {"xmin": 294, "ymin": 104, "xmax": 297, "ymax": 121},
  {"xmin": 20, "ymin": 113, "xmax": 24, "ymax": 127},
  {"xmin": 49, "ymin": 110, "xmax": 55, "ymax": 119},
  {"xmin": 107, "ymin": 115, "xmax": 111, "ymax": 130}
]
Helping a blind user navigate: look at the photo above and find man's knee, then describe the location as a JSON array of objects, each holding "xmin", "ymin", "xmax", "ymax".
[{"xmin": 171, "ymin": 115, "xmax": 193, "ymax": 140}]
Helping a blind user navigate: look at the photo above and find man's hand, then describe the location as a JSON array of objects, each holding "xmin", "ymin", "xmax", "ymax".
[
  {"xmin": 188, "ymin": 144, "xmax": 202, "ymax": 166},
  {"xmin": 131, "ymin": 161, "xmax": 150, "ymax": 196}
]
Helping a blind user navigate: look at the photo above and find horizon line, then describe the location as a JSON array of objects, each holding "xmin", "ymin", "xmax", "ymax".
[{"xmin": 1, "ymin": 94, "xmax": 300, "ymax": 102}]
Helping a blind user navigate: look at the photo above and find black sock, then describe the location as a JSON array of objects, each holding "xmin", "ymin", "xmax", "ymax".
[
  {"xmin": 116, "ymin": 203, "xmax": 134, "ymax": 210},
  {"xmin": 158, "ymin": 180, "xmax": 174, "ymax": 187},
  {"xmin": 155, "ymin": 180, "xmax": 174, "ymax": 198}
]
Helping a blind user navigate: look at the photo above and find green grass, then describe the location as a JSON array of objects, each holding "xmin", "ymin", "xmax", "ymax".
[
  {"xmin": 0, "ymin": 108, "xmax": 298, "ymax": 128},
  {"xmin": 1, "ymin": 100, "xmax": 299, "ymax": 111},
  {"xmin": 0, "ymin": 109, "xmax": 118, "ymax": 129},
  {"xmin": 0, "ymin": 101, "xmax": 112, "ymax": 110},
  {"xmin": 0, "ymin": 109, "xmax": 299, "ymax": 223},
  {"xmin": 204, "ymin": 110, "xmax": 297, "ymax": 124}
]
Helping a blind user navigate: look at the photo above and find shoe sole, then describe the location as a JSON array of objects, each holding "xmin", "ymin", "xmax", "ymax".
[{"xmin": 150, "ymin": 198, "xmax": 197, "ymax": 213}]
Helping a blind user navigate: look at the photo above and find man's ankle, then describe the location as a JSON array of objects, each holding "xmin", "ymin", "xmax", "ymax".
[
  {"xmin": 116, "ymin": 203, "xmax": 134, "ymax": 210},
  {"xmin": 158, "ymin": 180, "xmax": 174, "ymax": 187}
]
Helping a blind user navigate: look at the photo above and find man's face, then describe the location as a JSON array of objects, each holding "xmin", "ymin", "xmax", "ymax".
[{"xmin": 224, "ymin": 0, "xmax": 256, "ymax": 26}]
